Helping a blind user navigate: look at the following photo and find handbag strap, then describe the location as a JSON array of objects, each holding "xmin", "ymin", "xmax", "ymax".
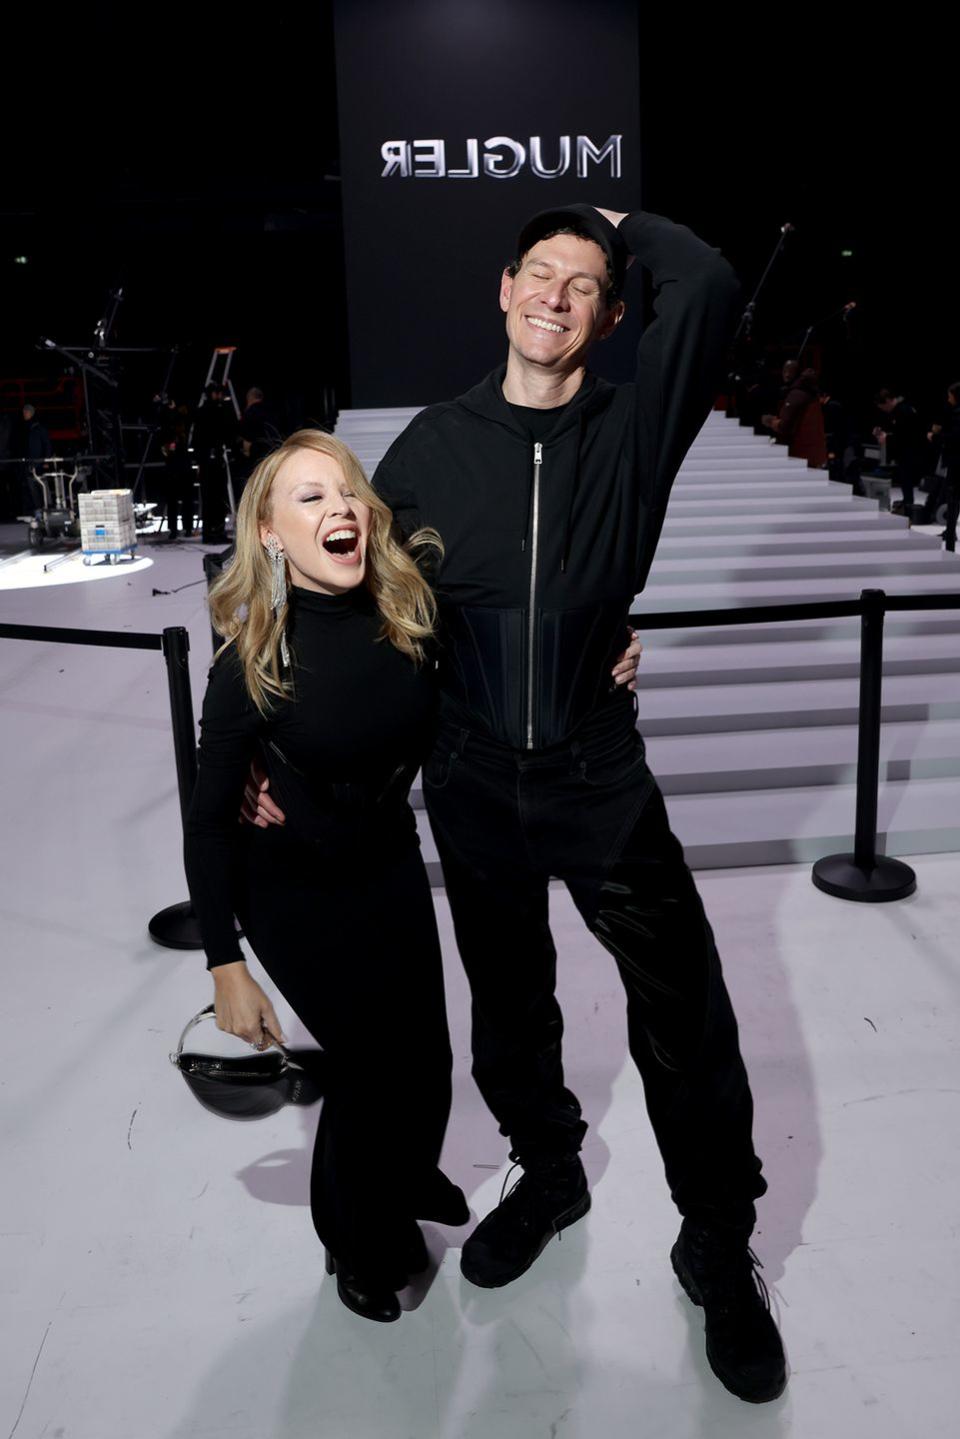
[{"xmin": 169, "ymin": 1003, "xmax": 292, "ymax": 1067}]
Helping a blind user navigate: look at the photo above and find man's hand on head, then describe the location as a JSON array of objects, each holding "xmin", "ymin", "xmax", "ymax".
[{"xmin": 593, "ymin": 208, "xmax": 629, "ymax": 228}]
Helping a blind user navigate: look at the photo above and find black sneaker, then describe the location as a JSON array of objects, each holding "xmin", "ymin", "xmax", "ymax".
[
  {"xmin": 460, "ymin": 1154, "xmax": 590, "ymax": 1288},
  {"xmin": 671, "ymin": 1219, "xmax": 787, "ymax": 1403}
]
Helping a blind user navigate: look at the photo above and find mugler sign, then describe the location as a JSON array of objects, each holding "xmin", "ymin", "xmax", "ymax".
[
  {"xmin": 335, "ymin": 0, "xmax": 641, "ymax": 407},
  {"xmin": 380, "ymin": 135, "xmax": 623, "ymax": 180}
]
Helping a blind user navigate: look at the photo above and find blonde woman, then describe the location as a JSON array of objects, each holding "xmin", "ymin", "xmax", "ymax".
[{"xmin": 184, "ymin": 429, "xmax": 468, "ymax": 1324}]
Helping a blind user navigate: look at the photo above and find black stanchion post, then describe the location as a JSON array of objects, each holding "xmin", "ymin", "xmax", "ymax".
[
  {"xmin": 812, "ymin": 589, "xmax": 917, "ymax": 902},
  {"xmin": 149, "ymin": 625, "xmax": 205, "ymax": 948}
]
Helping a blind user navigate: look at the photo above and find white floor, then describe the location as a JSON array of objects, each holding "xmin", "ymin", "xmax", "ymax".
[{"xmin": 2, "ymin": 529, "xmax": 959, "ymax": 1438}]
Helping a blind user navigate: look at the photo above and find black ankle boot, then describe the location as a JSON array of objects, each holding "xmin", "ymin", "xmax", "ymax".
[
  {"xmin": 671, "ymin": 1219, "xmax": 787, "ymax": 1403},
  {"xmin": 324, "ymin": 1249, "xmax": 401, "ymax": 1323},
  {"xmin": 460, "ymin": 1154, "xmax": 590, "ymax": 1288}
]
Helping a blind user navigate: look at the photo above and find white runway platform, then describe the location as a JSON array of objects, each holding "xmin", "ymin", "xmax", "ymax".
[{"xmin": 2, "ymin": 415, "xmax": 959, "ymax": 1437}]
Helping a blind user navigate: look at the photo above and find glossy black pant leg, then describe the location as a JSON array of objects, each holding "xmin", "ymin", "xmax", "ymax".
[
  {"xmin": 424, "ymin": 723, "xmax": 765, "ymax": 1229},
  {"xmin": 236, "ymin": 824, "xmax": 458, "ymax": 1283},
  {"xmin": 562, "ymin": 782, "xmax": 766, "ymax": 1229},
  {"xmin": 198, "ymin": 459, "xmax": 227, "ymax": 538},
  {"xmin": 423, "ymin": 746, "xmax": 587, "ymax": 1159}
]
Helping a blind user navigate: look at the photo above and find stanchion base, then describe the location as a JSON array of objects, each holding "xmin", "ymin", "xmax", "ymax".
[
  {"xmin": 811, "ymin": 853, "xmax": 917, "ymax": 903},
  {"xmin": 149, "ymin": 901, "xmax": 204, "ymax": 950}
]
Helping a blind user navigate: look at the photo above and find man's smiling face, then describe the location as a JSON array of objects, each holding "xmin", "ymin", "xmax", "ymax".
[{"xmin": 500, "ymin": 231, "xmax": 624, "ymax": 374}]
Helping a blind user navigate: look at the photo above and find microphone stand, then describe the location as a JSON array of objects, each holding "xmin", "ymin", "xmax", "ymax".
[
  {"xmin": 727, "ymin": 223, "xmax": 795, "ymax": 420},
  {"xmin": 795, "ymin": 303, "xmax": 857, "ymax": 365},
  {"xmin": 733, "ymin": 222, "xmax": 796, "ymax": 345}
]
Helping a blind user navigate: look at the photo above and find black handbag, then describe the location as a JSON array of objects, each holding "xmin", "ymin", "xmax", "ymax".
[{"xmin": 170, "ymin": 1004, "xmax": 325, "ymax": 1119}]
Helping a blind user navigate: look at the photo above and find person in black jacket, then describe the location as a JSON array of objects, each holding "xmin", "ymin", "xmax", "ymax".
[
  {"xmin": 193, "ymin": 383, "xmax": 237, "ymax": 542},
  {"xmin": 928, "ymin": 381, "xmax": 960, "ymax": 550},
  {"xmin": 156, "ymin": 394, "xmax": 194, "ymax": 539},
  {"xmin": 22, "ymin": 403, "xmax": 54, "ymax": 513},
  {"xmin": 873, "ymin": 388, "xmax": 927, "ymax": 517},
  {"xmin": 250, "ymin": 204, "xmax": 785, "ymax": 1402}
]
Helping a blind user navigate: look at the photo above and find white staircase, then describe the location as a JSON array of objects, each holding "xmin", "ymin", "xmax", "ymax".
[{"xmin": 336, "ymin": 406, "xmax": 960, "ymax": 872}]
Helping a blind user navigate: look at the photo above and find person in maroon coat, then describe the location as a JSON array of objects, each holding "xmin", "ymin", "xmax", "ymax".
[{"xmin": 762, "ymin": 361, "xmax": 828, "ymax": 467}]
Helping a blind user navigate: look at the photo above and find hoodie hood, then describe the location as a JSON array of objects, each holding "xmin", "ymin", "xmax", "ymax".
[{"xmin": 455, "ymin": 363, "xmax": 615, "ymax": 436}]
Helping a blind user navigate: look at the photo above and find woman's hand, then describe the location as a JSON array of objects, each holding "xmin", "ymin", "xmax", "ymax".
[
  {"xmin": 211, "ymin": 962, "xmax": 286, "ymax": 1050},
  {"xmin": 611, "ymin": 627, "xmax": 643, "ymax": 691},
  {"xmin": 240, "ymin": 757, "xmax": 287, "ymax": 828}
]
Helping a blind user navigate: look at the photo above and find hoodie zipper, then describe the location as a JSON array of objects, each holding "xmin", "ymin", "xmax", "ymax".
[{"xmin": 526, "ymin": 441, "xmax": 543, "ymax": 749}]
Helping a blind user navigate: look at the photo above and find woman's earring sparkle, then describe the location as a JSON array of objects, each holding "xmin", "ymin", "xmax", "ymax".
[{"xmin": 265, "ymin": 536, "xmax": 291, "ymax": 667}]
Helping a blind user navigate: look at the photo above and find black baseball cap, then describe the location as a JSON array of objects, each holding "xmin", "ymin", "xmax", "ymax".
[{"xmin": 515, "ymin": 203, "xmax": 630, "ymax": 300}]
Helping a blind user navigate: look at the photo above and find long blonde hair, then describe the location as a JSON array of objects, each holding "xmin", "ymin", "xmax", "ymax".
[{"xmin": 208, "ymin": 429, "xmax": 442, "ymax": 713}]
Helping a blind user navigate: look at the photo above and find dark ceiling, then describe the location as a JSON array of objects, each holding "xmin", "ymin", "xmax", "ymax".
[{"xmin": 1, "ymin": 3, "xmax": 952, "ymax": 416}]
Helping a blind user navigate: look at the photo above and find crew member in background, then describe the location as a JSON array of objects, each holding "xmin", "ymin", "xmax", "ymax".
[
  {"xmin": 873, "ymin": 387, "xmax": 927, "ymax": 518},
  {"xmin": 928, "ymin": 381, "xmax": 960, "ymax": 551},
  {"xmin": 193, "ymin": 383, "xmax": 237, "ymax": 543},
  {"xmin": 22, "ymin": 402, "xmax": 54, "ymax": 513},
  {"xmin": 762, "ymin": 361, "xmax": 827, "ymax": 467},
  {"xmin": 156, "ymin": 394, "xmax": 194, "ymax": 540}
]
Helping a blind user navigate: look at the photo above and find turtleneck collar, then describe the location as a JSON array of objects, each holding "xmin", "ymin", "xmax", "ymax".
[{"xmin": 288, "ymin": 583, "xmax": 373, "ymax": 619}]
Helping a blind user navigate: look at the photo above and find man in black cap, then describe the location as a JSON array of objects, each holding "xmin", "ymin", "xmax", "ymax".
[{"xmin": 250, "ymin": 203, "xmax": 785, "ymax": 1402}]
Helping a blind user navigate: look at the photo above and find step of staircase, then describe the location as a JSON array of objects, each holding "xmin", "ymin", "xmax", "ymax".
[
  {"xmin": 654, "ymin": 530, "xmax": 936, "ymax": 559},
  {"xmin": 660, "ymin": 512, "xmax": 907, "ymax": 535},
  {"xmin": 635, "ymin": 632, "xmax": 960, "ymax": 687},
  {"xmin": 634, "ymin": 567, "xmax": 960, "ymax": 612},
  {"xmin": 643, "ymin": 719, "xmax": 960, "ymax": 793},
  {"xmin": 633, "ymin": 670, "xmax": 960, "ymax": 736},
  {"xmin": 646, "ymin": 551, "xmax": 954, "ymax": 586}
]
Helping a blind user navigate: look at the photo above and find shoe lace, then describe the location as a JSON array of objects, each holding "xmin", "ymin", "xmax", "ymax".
[
  {"xmin": 745, "ymin": 1247, "xmax": 772, "ymax": 1314},
  {"xmin": 494, "ymin": 1157, "xmax": 577, "ymax": 1240},
  {"xmin": 498, "ymin": 1161, "xmax": 522, "ymax": 1207},
  {"xmin": 694, "ymin": 1236, "xmax": 772, "ymax": 1320}
]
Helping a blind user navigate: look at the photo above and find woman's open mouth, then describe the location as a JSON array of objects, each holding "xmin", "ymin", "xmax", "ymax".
[{"xmin": 322, "ymin": 527, "xmax": 361, "ymax": 564}]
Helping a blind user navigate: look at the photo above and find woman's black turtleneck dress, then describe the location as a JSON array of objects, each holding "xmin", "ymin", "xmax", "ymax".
[{"xmin": 184, "ymin": 584, "xmax": 467, "ymax": 1283}]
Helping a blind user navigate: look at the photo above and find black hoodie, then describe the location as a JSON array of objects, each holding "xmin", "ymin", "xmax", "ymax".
[{"xmin": 374, "ymin": 209, "xmax": 741, "ymax": 751}]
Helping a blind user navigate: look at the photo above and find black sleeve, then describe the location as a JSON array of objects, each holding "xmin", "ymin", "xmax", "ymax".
[
  {"xmin": 373, "ymin": 434, "xmax": 424, "ymax": 544},
  {"xmin": 183, "ymin": 648, "xmax": 266, "ymax": 970},
  {"xmin": 620, "ymin": 210, "xmax": 741, "ymax": 567}
]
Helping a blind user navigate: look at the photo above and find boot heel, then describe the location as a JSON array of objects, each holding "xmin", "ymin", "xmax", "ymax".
[{"xmin": 324, "ymin": 1247, "xmax": 336, "ymax": 1276}]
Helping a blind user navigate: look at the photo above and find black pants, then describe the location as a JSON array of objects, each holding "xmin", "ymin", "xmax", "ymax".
[
  {"xmin": 424, "ymin": 701, "xmax": 766, "ymax": 1232},
  {"xmin": 943, "ymin": 477, "xmax": 960, "ymax": 551},
  {"xmin": 198, "ymin": 458, "xmax": 228, "ymax": 539},
  {"xmin": 895, "ymin": 461, "xmax": 920, "ymax": 515},
  {"xmin": 162, "ymin": 456, "xmax": 194, "ymax": 535},
  {"xmin": 235, "ymin": 811, "xmax": 464, "ymax": 1283}
]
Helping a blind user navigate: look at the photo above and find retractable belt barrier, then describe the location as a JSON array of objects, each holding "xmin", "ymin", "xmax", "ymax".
[
  {"xmin": 2, "ymin": 586, "xmax": 959, "ymax": 956},
  {"xmin": 0, "ymin": 619, "xmax": 201, "ymax": 947},
  {"xmin": 628, "ymin": 590, "xmax": 960, "ymax": 902}
]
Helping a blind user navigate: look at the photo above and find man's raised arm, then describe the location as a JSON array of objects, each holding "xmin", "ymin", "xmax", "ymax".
[{"xmin": 611, "ymin": 207, "xmax": 741, "ymax": 582}]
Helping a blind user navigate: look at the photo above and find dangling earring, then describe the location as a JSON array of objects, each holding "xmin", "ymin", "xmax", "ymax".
[{"xmin": 264, "ymin": 535, "xmax": 291, "ymax": 668}]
